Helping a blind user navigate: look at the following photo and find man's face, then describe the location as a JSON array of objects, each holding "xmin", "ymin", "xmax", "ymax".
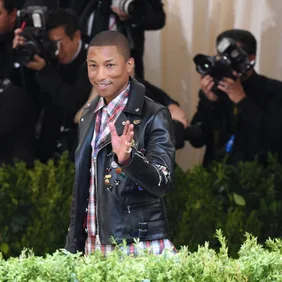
[
  {"xmin": 87, "ymin": 45, "xmax": 134, "ymax": 103},
  {"xmin": 0, "ymin": 1, "xmax": 16, "ymax": 36},
  {"xmin": 48, "ymin": 26, "xmax": 80, "ymax": 64}
]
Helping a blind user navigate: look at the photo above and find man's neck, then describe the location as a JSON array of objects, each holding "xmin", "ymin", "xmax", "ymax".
[{"xmin": 241, "ymin": 68, "xmax": 255, "ymax": 82}]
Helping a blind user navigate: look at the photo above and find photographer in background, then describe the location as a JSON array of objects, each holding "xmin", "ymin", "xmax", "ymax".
[
  {"xmin": 0, "ymin": 0, "xmax": 18, "ymax": 79},
  {"xmin": 67, "ymin": 0, "xmax": 166, "ymax": 79},
  {"xmin": 0, "ymin": 0, "xmax": 37, "ymax": 167},
  {"xmin": 185, "ymin": 29, "xmax": 282, "ymax": 167},
  {"xmin": 12, "ymin": 7, "xmax": 92, "ymax": 162}
]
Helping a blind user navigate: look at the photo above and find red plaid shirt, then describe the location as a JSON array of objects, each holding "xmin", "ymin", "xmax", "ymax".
[{"xmin": 85, "ymin": 83, "xmax": 176, "ymax": 256}]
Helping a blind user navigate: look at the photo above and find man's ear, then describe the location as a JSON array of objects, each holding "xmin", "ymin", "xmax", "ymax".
[
  {"xmin": 74, "ymin": 30, "xmax": 81, "ymax": 41},
  {"xmin": 10, "ymin": 8, "xmax": 17, "ymax": 24},
  {"xmin": 249, "ymin": 54, "xmax": 256, "ymax": 63},
  {"xmin": 127, "ymin": 57, "xmax": 135, "ymax": 74}
]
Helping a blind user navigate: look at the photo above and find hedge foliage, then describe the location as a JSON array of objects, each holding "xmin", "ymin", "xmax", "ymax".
[
  {"xmin": 1, "ymin": 154, "xmax": 282, "ymax": 259},
  {"xmin": 1, "ymin": 231, "xmax": 282, "ymax": 281},
  {"xmin": 167, "ymin": 156, "xmax": 282, "ymax": 256},
  {"xmin": 0, "ymin": 153, "xmax": 74, "ymax": 258}
]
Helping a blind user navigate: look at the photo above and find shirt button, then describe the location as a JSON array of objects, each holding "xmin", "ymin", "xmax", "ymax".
[{"xmin": 81, "ymin": 118, "xmax": 84, "ymax": 122}]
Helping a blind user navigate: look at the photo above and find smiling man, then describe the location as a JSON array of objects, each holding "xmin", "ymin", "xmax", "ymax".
[{"xmin": 66, "ymin": 30, "xmax": 176, "ymax": 256}]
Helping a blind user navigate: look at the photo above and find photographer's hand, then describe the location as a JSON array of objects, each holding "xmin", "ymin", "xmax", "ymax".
[
  {"xmin": 200, "ymin": 75, "xmax": 218, "ymax": 102},
  {"xmin": 111, "ymin": 6, "xmax": 129, "ymax": 21},
  {"xmin": 218, "ymin": 73, "xmax": 246, "ymax": 104},
  {"xmin": 26, "ymin": 55, "xmax": 46, "ymax": 71},
  {"xmin": 13, "ymin": 28, "xmax": 26, "ymax": 49},
  {"xmin": 168, "ymin": 104, "xmax": 189, "ymax": 128}
]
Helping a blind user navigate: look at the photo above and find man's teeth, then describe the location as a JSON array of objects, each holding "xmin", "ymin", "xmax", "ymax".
[{"xmin": 98, "ymin": 83, "xmax": 110, "ymax": 86}]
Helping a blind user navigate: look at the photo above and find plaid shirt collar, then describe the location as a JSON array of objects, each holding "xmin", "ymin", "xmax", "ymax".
[{"xmin": 94, "ymin": 82, "xmax": 130, "ymax": 115}]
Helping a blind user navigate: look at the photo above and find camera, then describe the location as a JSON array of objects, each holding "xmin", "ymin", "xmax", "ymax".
[
  {"xmin": 13, "ymin": 3, "xmax": 59, "ymax": 66},
  {"xmin": 111, "ymin": 0, "xmax": 146, "ymax": 18},
  {"xmin": 193, "ymin": 37, "xmax": 255, "ymax": 91}
]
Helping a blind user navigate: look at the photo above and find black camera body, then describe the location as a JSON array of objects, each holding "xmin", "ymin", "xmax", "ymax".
[
  {"xmin": 193, "ymin": 37, "xmax": 255, "ymax": 91},
  {"xmin": 14, "ymin": 5, "xmax": 58, "ymax": 66}
]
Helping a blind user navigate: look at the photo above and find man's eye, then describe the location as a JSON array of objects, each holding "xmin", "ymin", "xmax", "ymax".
[
  {"xmin": 107, "ymin": 64, "xmax": 114, "ymax": 67},
  {"xmin": 89, "ymin": 64, "xmax": 97, "ymax": 68}
]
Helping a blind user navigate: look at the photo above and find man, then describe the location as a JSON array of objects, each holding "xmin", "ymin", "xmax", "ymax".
[
  {"xmin": 12, "ymin": 8, "xmax": 92, "ymax": 162},
  {"xmin": 186, "ymin": 29, "xmax": 282, "ymax": 167},
  {"xmin": 0, "ymin": 0, "xmax": 17, "ymax": 79},
  {"xmin": 0, "ymin": 0, "xmax": 37, "ymax": 167},
  {"xmin": 67, "ymin": 0, "xmax": 166, "ymax": 79},
  {"xmin": 66, "ymin": 30, "xmax": 176, "ymax": 255}
]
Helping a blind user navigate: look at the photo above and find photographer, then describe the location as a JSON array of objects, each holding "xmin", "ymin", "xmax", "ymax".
[
  {"xmin": 186, "ymin": 29, "xmax": 282, "ymax": 167},
  {"xmin": 12, "ymin": 7, "xmax": 92, "ymax": 162},
  {"xmin": 0, "ymin": 0, "xmax": 18, "ymax": 79},
  {"xmin": 68, "ymin": 0, "xmax": 166, "ymax": 79},
  {"xmin": 0, "ymin": 0, "xmax": 37, "ymax": 167}
]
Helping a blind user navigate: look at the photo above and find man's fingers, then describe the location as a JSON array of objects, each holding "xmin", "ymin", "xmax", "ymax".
[
  {"xmin": 127, "ymin": 124, "xmax": 134, "ymax": 139},
  {"xmin": 122, "ymin": 120, "xmax": 130, "ymax": 136},
  {"xmin": 221, "ymin": 77, "xmax": 235, "ymax": 84},
  {"xmin": 109, "ymin": 122, "xmax": 118, "ymax": 138}
]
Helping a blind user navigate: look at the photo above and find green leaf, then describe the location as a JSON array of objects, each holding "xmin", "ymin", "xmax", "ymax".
[
  {"xmin": 0, "ymin": 243, "xmax": 9, "ymax": 255},
  {"xmin": 232, "ymin": 193, "xmax": 246, "ymax": 206}
]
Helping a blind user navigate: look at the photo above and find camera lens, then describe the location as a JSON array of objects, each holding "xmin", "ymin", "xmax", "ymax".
[
  {"xmin": 193, "ymin": 54, "xmax": 216, "ymax": 76},
  {"xmin": 14, "ymin": 41, "xmax": 38, "ymax": 66}
]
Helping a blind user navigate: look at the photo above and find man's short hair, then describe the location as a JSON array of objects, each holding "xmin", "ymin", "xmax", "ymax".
[
  {"xmin": 1, "ymin": 0, "xmax": 19, "ymax": 13},
  {"xmin": 216, "ymin": 29, "xmax": 257, "ymax": 55},
  {"xmin": 47, "ymin": 8, "xmax": 80, "ymax": 39},
  {"xmin": 88, "ymin": 30, "xmax": 131, "ymax": 61}
]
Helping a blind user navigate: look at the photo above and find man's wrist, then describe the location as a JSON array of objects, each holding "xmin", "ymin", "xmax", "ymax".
[{"xmin": 118, "ymin": 155, "xmax": 132, "ymax": 166}]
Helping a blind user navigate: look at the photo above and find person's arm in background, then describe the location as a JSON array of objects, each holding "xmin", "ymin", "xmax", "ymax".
[
  {"xmin": 188, "ymin": 75, "xmax": 220, "ymax": 148},
  {"xmin": 189, "ymin": 90, "xmax": 218, "ymax": 148},
  {"xmin": 138, "ymin": 78, "xmax": 188, "ymax": 128}
]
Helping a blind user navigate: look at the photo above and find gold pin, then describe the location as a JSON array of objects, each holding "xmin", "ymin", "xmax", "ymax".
[
  {"xmin": 105, "ymin": 174, "xmax": 112, "ymax": 179},
  {"xmin": 133, "ymin": 120, "xmax": 141, "ymax": 125}
]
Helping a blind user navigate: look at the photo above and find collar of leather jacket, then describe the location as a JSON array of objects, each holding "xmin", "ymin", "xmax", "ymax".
[{"xmin": 86, "ymin": 76, "xmax": 146, "ymax": 116}]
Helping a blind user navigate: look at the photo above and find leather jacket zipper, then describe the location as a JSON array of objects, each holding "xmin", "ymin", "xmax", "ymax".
[
  {"xmin": 126, "ymin": 199, "xmax": 160, "ymax": 214},
  {"xmin": 95, "ymin": 141, "xmax": 111, "ymax": 240}
]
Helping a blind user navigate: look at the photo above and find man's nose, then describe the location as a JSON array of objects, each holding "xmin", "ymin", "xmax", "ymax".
[{"xmin": 96, "ymin": 67, "xmax": 107, "ymax": 81}]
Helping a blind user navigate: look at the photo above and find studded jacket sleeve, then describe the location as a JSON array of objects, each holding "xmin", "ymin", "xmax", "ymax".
[{"xmin": 118, "ymin": 107, "xmax": 175, "ymax": 197}]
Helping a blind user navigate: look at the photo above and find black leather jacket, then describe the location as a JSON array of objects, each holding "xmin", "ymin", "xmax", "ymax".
[{"xmin": 66, "ymin": 77, "xmax": 175, "ymax": 253}]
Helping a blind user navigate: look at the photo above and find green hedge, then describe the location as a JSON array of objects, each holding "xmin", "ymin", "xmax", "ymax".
[
  {"xmin": 1, "ymin": 154, "xmax": 282, "ymax": 259},
  {"xmin": 1, "ymin": 231, "xmax": 282, "ymax": 281},
  {"xmin": 0, "ymin": 153, "xmax": 74, "ymax": 258},
  {"xmin": 167, "ymin": 156, "xmax": 282, "ymax": 256}
]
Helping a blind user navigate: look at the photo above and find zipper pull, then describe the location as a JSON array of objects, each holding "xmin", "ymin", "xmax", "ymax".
[{"xmin": 127, "ymin": 206, "xmax": 131, "ymax": 214}]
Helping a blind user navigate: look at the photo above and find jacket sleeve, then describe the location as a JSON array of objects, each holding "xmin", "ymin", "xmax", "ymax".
[
  {"xmin": 121, "ymin": 107, "xmax": 175, "ymax": 197},
  {"xmin": 142, "ymin": 79, "xmax": 179, "ymax": 106},
  {"xmin": 35, "ymin": 64, "xmax": 92, "ymax": 113},
  {"xmin": 189, "ymin": 90, "xmax": 218, "ymax": 148},
  {"xmin": 128, "ymin": 0, "xmax": 166, "ymax": 30}
]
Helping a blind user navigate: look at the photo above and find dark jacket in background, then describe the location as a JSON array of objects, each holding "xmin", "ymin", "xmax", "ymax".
[
  {"xmin": 137, "ymin": 78, "xmax": 179, "ymax": 107},
  {"xmin": 10, "ymin": 43, "xmax": 92, "ymax": 162},
  {"xmin": 68, "ymin": 0, "xmax": 166, "ymax": 79},
  {"xmin": 0, "ymin": 31, "xmax": 14, "ymax": 80},
  {"xmin": 0, "ymin": 79, "xmax": 36, "ymax": 167},
  {"xmin": 189, "ymin": 72, "xmax": 282, "ymax": 167}
]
